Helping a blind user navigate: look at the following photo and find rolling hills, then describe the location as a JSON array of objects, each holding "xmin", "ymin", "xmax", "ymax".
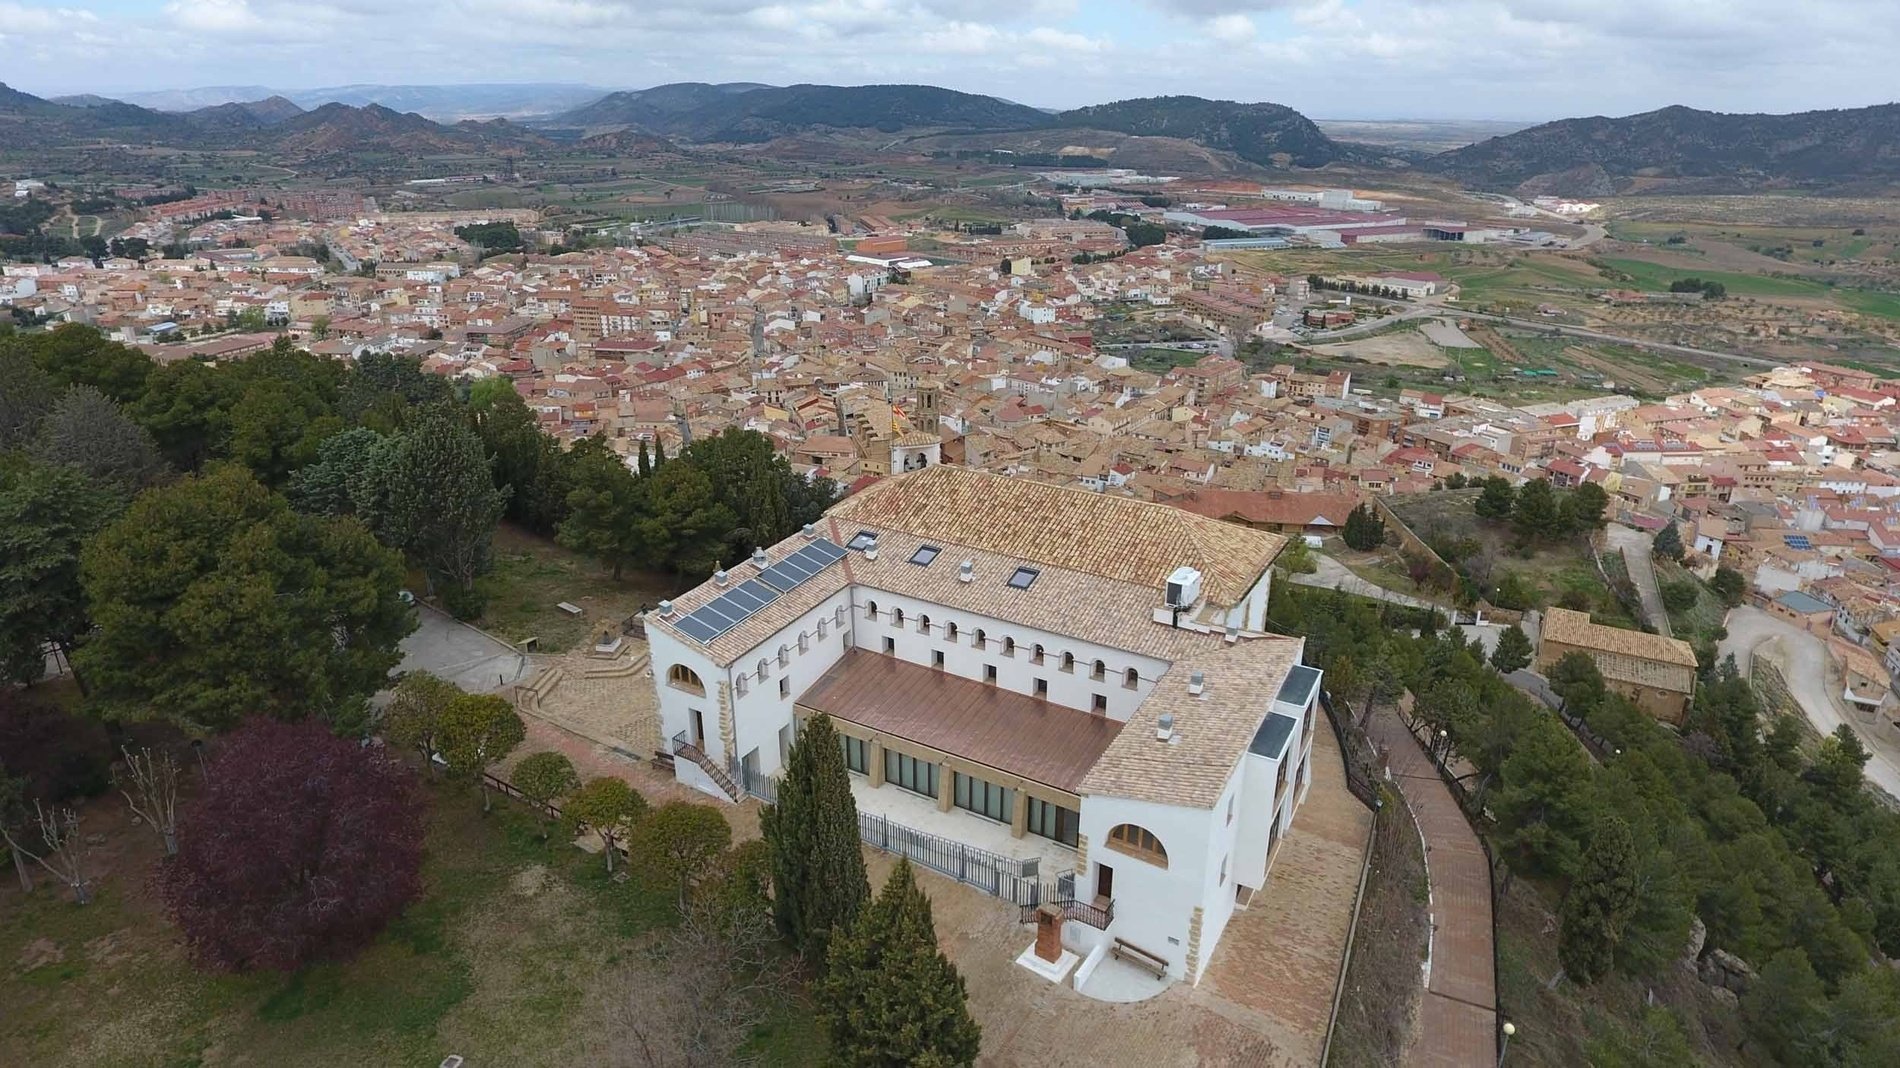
[
  {"xmin": 555, "ymin": 82, "xmax": 1050, "ymax": 142},
  {"xmin": 1427, "ymin": 103, "xmax": 1900, "ymax": 193}
]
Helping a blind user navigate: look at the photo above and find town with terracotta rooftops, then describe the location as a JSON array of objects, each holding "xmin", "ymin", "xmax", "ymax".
[{"xmin": 11, "ymin": 67, "xmax": 1900, "ymax": 1068}]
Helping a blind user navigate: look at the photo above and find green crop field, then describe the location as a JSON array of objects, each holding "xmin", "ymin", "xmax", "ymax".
[{"xmin": 1595, "ymin": 258, "xmax": 1833, "ymax": 299}]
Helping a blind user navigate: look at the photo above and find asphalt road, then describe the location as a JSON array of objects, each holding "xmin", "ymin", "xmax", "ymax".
[
  {"xmin": 1719, "ymin": 606, "xmax": 1900, "ymax": 798},
  {"xmin": 1602, "ymin": 524, "xmax": 1671, "ymax": 637},
  {"xmin": 393, "ymin": 602, "xmax": 530, "ymax": 695}
]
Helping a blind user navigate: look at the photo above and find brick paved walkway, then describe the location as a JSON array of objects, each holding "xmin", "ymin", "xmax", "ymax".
[
  {"xmin": 1366, "ymin": 708, "xmax": 1498, "ymax": 1068},
  {"xmin": 1196, "ymin": 725, "xmax": 1374, "ymax": 1067}
]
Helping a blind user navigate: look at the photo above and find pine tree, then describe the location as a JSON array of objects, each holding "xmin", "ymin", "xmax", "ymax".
[
  {"xmin": 1490, "ymin": 623, "xmax": 1533, "ymax": 674},
  {"xmin": 821, "ymin": 859, "xmax": 981, "ymax": 1067},
  {"xmin": 1652, "ymin": 520, "xmax": 1684, "ymax": 562},
  {"xmin": 762, "ymin": 713, "xmax": 869, "ymax": 960},
  {"xmin": 1510, "ymin": 478, "xmax": 1562, "ymax": 545},
  {"xmin": 1473, "ymin": 476, "xmax": 1516, "ymax": 521},
  {"xmin": 1559, "ymin": 815, "xmax": 1640, "ymax": 984},
  {"xmin": 382, "ymin": 404, "xmax": 508, "ymax": 617},
  {"xmin": 1342, "ymin": 503, "xmax": 1386, "ymax": 551}
]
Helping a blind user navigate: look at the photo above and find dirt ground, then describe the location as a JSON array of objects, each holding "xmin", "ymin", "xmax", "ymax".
[
  {"xmin": 1561, "ymin": 345, "xmax": 1675, "ymax": 394},
  {"xmin": 1311, "ymin": 331, "xmax": 1450, "ymax": 368}
]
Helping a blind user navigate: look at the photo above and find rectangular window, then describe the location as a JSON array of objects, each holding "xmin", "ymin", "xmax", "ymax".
[
  {"xmin": 984, "ymin": 664, "xmax": 997, "ymax": 685},
  {"xmin": 883, "ymin": 636, "xmax": 895, "ymax": 655},
  {"xmin": 1025, "ymin": 797, "xmax": 1079, "ymax": 847},
  {"xmin": 779, "ymin": 677, "xmax": 789, "ymax": 699},
  {"xmin": 908, "ymin": 544, "xmax": 941, "ymax": 567},
  {"xmin": 932, "ymin": 650, "xmax": 945, "ymax": 670},
  {"xmin": 883, "ymin": 751, "xmax": 940, "ymax": 798},
  {"xmin": 953, "ymin": 771, "xmax": 1014, "ymax": 823},
  {"xmin": 840, "ymin": 734, "xmax": 868, "ymax": 774},
  {"xmin": 1034, "ymin": 678, "xmax": 1048, "ymax": 698},
  {"xmin": 847, "ymin": 530, "xmax": 877, "ymax": 551},
  {"xmin": 1092, "ymin": 693, "xmax": 1107, "ymax": 714},
  {"xmin": 1007, "ymin": 566, "xmax": 1040, "ymax": 590}
]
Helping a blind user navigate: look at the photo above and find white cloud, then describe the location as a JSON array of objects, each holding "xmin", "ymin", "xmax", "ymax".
[{"xmin": 0, "ymin": 0, "xmax": 1893, "ymax": 119}]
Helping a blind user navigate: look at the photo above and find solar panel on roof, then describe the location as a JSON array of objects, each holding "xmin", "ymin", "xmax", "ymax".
[
  {"xmin": 674, "ymin": 538, "xmax": 847, "ymax": 644},
  {"xmin": 1784, "ymin": 534, "xmax": 1813, "ymax": 550}
]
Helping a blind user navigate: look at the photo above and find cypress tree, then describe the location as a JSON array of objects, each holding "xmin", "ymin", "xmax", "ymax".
[
  {"xmin": 1559, "ymin": 814, "xmax": 1639, "ymax": 984},
  {"xmin": 761, "ymin": 713, "xmax": 869, "ymax": 960},
  {"xmin": 1490, "ymin": 623, "xmax": 1533, "ymax": 674},
  {"xmin": 821, "ymin": 859, "xmax": 981, "ymax": 1067}
]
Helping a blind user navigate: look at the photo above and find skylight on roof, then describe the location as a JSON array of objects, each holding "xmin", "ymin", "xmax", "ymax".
[
  {"xmin": 846, "ymin": 531, "xmax": 876, "ymax": 551},
  {"xmin": 1007, "ymin": 566, "xmax": 1039, "ymax": 590},
  {"xmin": 909, "ymin": 545, "xmax": 941, "ymax": 567}
]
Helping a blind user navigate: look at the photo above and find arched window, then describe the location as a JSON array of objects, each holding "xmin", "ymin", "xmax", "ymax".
[
  {"xmin": 946, "ymin": 621, "xmax": 959, "ymax": 642},
  {"xmin": 756, "ymin": 658, "xmax": 770, "ymax": 681},
  {"xmin": 1106, "ymin": 824, "xmax": 1169, "ymax": 869},
  {"xmin": 817, "ymin": 618, "xmax": 829, "ymax": 639},
  {"xmin": 892, "ymin": 607, "xmax": 905, "ymax": 628},
  {"xmin": 1061, "ymin": 651, "xmax": 1075, "ymax": 673},
  {"xmin": 1124, "ymin": 666, "xmax": 1140, "ymax": 689},
  {"xmin": 778, "ymin": 644, "xmax": 791, "ymax": 668},
  {"xmin": 974, "ymin": 628, "xmax": 988, "ymax": 650},
  {"xmin": 917, "ymin": 613, "xmax": 931, "ymax": 634},
  {"xmin": 1031, "ymin": 643, "xmax": 1045, "ymax": 664},
  {"xmin": 865, "ymin": 599, "xmax": 878, "ymax": 620},
  {"xmin": 1090, "ymin": 658, "xmax": 1106, "ymax": 681},
  {"xmin": 834, "ymin": 605, "xmax": 847, "ymax": 626},
  {"xmin": 735, "ymin": 674, "xmax": 749, "ymax": 697},
  {"xmin": 1003, "ymin": 636, "xmax": 1016, "ymax": 657},
  {"xmin": 667, "ymin": 663, "xmax": 706, "ymax": 696},
  {"xmin": 798, "ymin": 631, "xmax": 810, "ymax": 654}
]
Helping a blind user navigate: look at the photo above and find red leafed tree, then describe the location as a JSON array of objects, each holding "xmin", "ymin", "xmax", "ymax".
[{"xmin": 158, "ymin": 719, "xmax": 425, "ymax": 972}]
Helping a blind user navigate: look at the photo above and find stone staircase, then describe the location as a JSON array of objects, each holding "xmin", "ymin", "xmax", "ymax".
[
  {"xmin": 515, "ymin": 664, "xmax": 565, "ymax": 718},
  {"xmin": 581, "ymin": 649, "xmax": 650, "ymax": 680}
]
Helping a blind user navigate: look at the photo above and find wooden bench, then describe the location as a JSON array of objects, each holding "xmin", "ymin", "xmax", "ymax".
[{"xmin": 1111, "ymin": 937, "xmax": 1169, "ymax": 980}]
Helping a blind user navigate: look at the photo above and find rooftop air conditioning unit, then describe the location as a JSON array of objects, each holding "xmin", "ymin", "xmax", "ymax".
[{"xmin": 1165, "ymin": 566, "xmax": 1203, "ymax": 609}]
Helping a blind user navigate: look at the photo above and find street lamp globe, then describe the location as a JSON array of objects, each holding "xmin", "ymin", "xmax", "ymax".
[{"xmin": 1503, "ymin": 1022, "xmax": 1516, "ymax": 1037}]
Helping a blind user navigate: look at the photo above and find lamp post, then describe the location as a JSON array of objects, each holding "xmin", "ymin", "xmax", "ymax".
[
  {"xmin": 1499, "ymin": 1020, "xmax": 1516, "ymax": 1066},
  {"xmin": 1436, "ymin": 728, "xmax": 1449, "ymax": 768}
]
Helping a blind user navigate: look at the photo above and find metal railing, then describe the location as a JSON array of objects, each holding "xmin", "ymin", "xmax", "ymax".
[{"xmin": 1017, "ymin": 872, "xmax": 1114, "ymax": 930}]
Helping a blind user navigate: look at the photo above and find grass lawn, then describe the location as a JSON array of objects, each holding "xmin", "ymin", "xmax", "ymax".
[
  {"xmin": 0, "ymin": 780, "xmax": 824, "ymax": 1068},
  {"xmin": 1835, "ymin": 288, "xmax": 1900, "ymax": 322},
  {"xmin": 1594, "ymin": 257, "xmax": 1830, "ymax": 300},
  {"xmin": 475, "ymin": 524, "xmax": 680, "ymax": 653},
  {"xmin": 1655, "ymin": 560, "xmax": 1728, "ymax": 641}
]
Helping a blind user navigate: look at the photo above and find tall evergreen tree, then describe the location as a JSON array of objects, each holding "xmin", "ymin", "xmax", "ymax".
[
  {"xmin": 556, "ymin": 437, "xmax": 649, "ymax": 579},
  {"xmin": 1473, "ymin": 476, "xmax": 1516, "ymax": 521},
  {"xmin": 1559, "ymin": 814, "xmax": 1640, "ymax": 984},
  {"xmin": 1490, "ymin": 623, "xmax": 1533, "ymax": 675},
  {"xmin": 0, "ymin": 457, "xmax": 121, "ymax": 687},
  {"xmin": 33, "ymin": 386, "xmax": 169, "ymax": 495},
  {"xmin": 1510, "ymin": 478, "xmax": 1563, "ymax": 545},
  {"xmin": 821, "ymin": 859, "xmax": 981, "ymax": 1068},
  {"xmin": 762, "ymin": 713, "xmax": 869, "ymax": 961},
  {"xmin": 381, "ymin": 404, "xmax": 508, "ymax": 618},
  {"xmin": 1652, "ymin": 520, "xmax": 1684, "ymax": 562},
  {"xmin": 1342, "ymin": 503, "xmax": 1385, "ymax": 551}
]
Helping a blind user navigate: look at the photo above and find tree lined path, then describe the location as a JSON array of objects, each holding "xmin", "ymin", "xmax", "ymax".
[{"xmin": 1366, "ymin": 706, "xmax": 1498, "ymax": 1068}]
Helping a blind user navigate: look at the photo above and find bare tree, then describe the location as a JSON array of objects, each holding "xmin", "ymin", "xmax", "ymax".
[
  {"xmin": 115, "ymin": 746, "xmax": 181, "ymax": 855},
  {"xmin": 0, "ymin": 802, "xmax": 93, "ymax": 904},
  {"xmin": 592, "ymin": 854, "xmax": 785, "ymax": 1068}
]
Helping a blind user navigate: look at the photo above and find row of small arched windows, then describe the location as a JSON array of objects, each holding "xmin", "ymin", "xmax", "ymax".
[{"xmin": 862, "ymin": 600, "xmax": 1141, "ymax": 688}]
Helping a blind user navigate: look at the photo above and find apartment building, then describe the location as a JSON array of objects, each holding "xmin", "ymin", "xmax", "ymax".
[{"xmin": 644, "ymin": 464, "xmax": 1317, "ymax": 985}]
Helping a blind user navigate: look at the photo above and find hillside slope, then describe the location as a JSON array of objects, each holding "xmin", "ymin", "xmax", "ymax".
[
  {"xmin": 1428, "ymin": 103, "xmax": 1900, "ymax": 191},
  {"xmin": 1055, "ymin": 95, "xmax": 1368, "ymax": 168}
]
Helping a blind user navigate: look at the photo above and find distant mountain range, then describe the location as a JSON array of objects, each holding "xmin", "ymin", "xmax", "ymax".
[
  {"xmin": 86, "ymin": 83, "xmax": 613, "ymax": 121},
  {"xmin": 11, "ymin": 81, "xmax": 1900, "ymax": 190},
  {"xmin": 0, "ymin": 84, "xmax": 548, "ymax": 158},
  {"xmin": 549, "ymin": 83, "xmax": 1378, "ymax": 169},
  {"xmin": 1427, "ymin": 103, "xmax": 1900, "ymax": 193}
]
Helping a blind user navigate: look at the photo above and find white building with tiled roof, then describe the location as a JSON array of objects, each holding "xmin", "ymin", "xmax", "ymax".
[{"xmin": 644, "ymin": 465, "xmax": 1320, "ymax": 987}]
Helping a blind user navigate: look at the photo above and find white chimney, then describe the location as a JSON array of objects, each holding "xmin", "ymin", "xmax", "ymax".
[
  {"xmin": 958, "ymin": 560, "xmax": 974, "ymax": 583},
  {"xmin": 863, "ymin": 535, "xmax": 879, "ymax": 561},
  {"xmin": 1188, "ymin": 670, "xmax": 1205, "ymax": 696},
  {"xmin": 1225, "ymin": 625, "xmax": 1239, "ymax": 644},
  {"xmin": 1155, "ymin": 713, "xmax": 1175, "ymax": 742},
  {"xmin": 751, "ymin": 546, "xmax": 768, "ymax": 569},
  {"xmin": 713, "ymin": 569, "xmax": 730, "ymax": 586},
  {"xmin": 658, "ymin": 599, "xmax": 674, "ymax": 616},
  {"xmin": 802, "ymin": 523, "xmax": 817, "ymax": 539}
]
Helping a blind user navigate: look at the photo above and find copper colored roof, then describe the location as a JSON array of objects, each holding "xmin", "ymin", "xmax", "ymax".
[{"xmin": 796, "ymin": 649, "xmax": 1123, "ymax": 793}]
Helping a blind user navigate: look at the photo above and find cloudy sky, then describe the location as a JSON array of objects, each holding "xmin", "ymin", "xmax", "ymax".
[{"xmin": 3, "ymin": 0, "xmax": 1895, "ymax": 120}]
